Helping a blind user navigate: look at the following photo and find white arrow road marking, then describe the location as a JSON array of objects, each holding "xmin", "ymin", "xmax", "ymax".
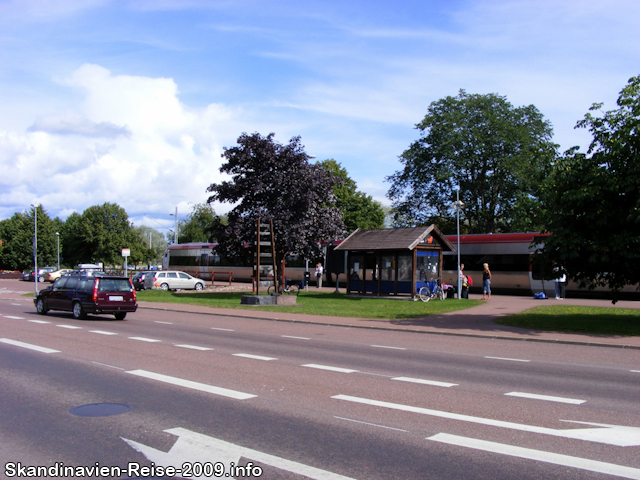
[
  {"xmin": 125, "ymin": 370, "xmax": 256, "ymax": 400},
  {"xmin": 332, "ymin": 394, "xmax": 640, "ymax": 447},
  {"xmin": 122, "ymin": 427, "xmax": 356, "ymax": 480},
  {"xmin": 428, "ymin": 433, "xmax": 640, "ymax": 479},
  {"xmin": 505, "ymin": 392, "xmax": 586, "ymax": 405},
  {"xmin": 0, "ymin": 338, "xmax": 60, "ymax": 354},
  {"xmin": 392, "ymin": 377, "xmax": 458, "ymax": 388},
  {"xmin": 302, "ymin": 364, "xmax": 358, "ymax": 373}
]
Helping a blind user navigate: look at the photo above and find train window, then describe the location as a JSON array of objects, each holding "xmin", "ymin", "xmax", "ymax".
[{"xmin": 443, "ymin": 254, "xmax": 530, "ymax": 272}]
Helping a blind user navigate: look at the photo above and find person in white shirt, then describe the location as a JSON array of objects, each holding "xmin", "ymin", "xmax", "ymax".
[{"xmin": 315, "ymin": 263, "xmax": 324, "ymax": 288}]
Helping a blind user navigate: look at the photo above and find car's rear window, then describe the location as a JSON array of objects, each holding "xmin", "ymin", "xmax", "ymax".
[
  {"xmin": 97, "ymin": 278, "xmax": 132, "ymax": 293},
  {"xmin": 77, "ymin": 277, "xmax": 96, "ymax": 293}
]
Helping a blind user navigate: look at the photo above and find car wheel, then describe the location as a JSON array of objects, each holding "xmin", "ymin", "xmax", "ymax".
[
  {"xmin": 72, "ymin": 302, "xmax": 86, "ymax": 320},
  {"xmin": 38, "ymin": 276, "xmax": 45, "ymax": 282},
  {"xmin": 194, "ymin": 282, "xmax": 204, "ymax": 291},
  {"xmin": 114, "ymin": 312, "xmax": 127, "ymax": 320},
  {"xmin": 36, "ymin": 298, "xmax": 48, "ymax": 315},
  {"xmin": 161, "ymin": 283, "xmax": 170, "ymax": 291}
]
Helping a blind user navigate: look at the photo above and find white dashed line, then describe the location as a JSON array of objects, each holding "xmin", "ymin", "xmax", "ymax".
[
  {"xmin": 392, "ymin": 377, "xmax": 458, "ymax": 388},
  {"xmin": 335, "ymin": 416, "xmax": 408, "ymax": 433},
  {"xmin": 0, "ymin": 338, "xmax": 60, "ymax": 354},
  {"xmin": 428, "ymin": 433, "xmax": 640, "ymax": 479},
  {"xmin": 92, "ymin": 361, "xmax": 125, "ymax": 370},
  {"xmin": 302, "ymin": 364, "xmax": 358, "ymax": 373},
  {"xmin": 505, "ymin": 392, "xmax": 586, "ymax": 405},
  {"xmin": 484, "ymin": 356, "xmax": 530, "ymax": 363},
  {"xmin": 371, "ymin": 345, "xmax": 407, "ymax": 350},
  {"xmin": 211, "ymin": 327, "xmax": 234, "ymax": 331},
  {"xmin": 128, "ymin": 337, "xmax": 161, "ymax": 343},
  {"xmin": 28, "ymin": 320, "xmax": 50, "ymax": 324},
  {"xmin": 90, "ymin": 330, "xmax": 118, "ymax": 335},
  {"xmin": 281, "ymin": 335, "xmax": 310, "ymax": 340},
  {"xmin": 125, "ymin": 369, "xmax": 256, "ymax": 400},
  {"xmin": 233, "ymin": 353, "xmax": 277, "ymax": 361},
  {"xmin": 155, "ymin": 321, "xmax": 173, "ymax": 325},
  {"xmin": 56, "ymin": 325, "xmax": 82, "ymax": 329},
  {"xmin": 3, "ymin": 316, "xmax": 24, "ymax": 320},
  {"xmin": 175, "ymin": 345, "xmax": 213, "ymax": 351}
]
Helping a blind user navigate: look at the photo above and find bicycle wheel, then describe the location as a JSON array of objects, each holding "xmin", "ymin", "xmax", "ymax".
[
  {"xmin": 418, "ymin": 286, "xmax": 431, "ymax": 302},
  {"xmin": 438, "ymin": 286, "xmax": 445, "ymax": 301},
  {"xmin": 286, "ymin": 284, "xmax": 300, "ymax": 295},
  {"xmin": 267, "ymin": 285, "xmax": 277, "ymax": 295}
]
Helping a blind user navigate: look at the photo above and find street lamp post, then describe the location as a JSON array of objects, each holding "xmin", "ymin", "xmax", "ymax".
[
  {"xmin": 170, "ymin": 206, "xmax": 178, "ymax": 244},
  {"xmin": 55, "ymin": 232, "xmax": 60, "ymax": 270},
  {"xmin": 452, "ymin": 190, "xmax": 464, "ymax": 300},
  {"xmin": 31, "ymin": 204, "xmax": 38, "ymax": 295}
]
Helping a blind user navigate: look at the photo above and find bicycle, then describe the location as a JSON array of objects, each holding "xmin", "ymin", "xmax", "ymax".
[
  {"xmin": 418, "ymin": 279, "xmax": 445, "ymax": 302},
  {"xmin": 268, "ymin": 278, "xmax": 301, "ymax": 296}
]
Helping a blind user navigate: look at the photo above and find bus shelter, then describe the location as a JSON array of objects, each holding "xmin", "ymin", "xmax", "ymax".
[{"xmin": 334, "ymin": 225, "xmax": 455, "ymax": 298}]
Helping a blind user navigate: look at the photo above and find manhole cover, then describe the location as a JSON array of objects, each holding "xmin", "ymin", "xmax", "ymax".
[{"xmin": 69, "ymin": 403, "xmax": 131, "ymax": 417}]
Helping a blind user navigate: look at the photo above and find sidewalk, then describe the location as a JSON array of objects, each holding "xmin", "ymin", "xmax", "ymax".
[
  {"xmin": 137, "ymin": 292, "xmax": 640, "ymax": 350},
  {"xmin": 2, "ymin": 279, "xmax": 639, "ymax": 349}
]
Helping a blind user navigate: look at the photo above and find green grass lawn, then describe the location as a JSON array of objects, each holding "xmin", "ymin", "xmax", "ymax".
[
  {"xmin": 495, "ymin": 305, "xmax": 640, "ymax": 336},
  {"xmin": 136, "ymin": 289, "xmax": 482, "ymax": 319}
]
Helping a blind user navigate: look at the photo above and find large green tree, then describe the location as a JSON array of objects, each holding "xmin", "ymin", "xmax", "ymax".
[
  {"xmin": 207, "ymin": 133, "xmax": 346, "ymax": 279},
  {"xmin": 177, "ymin": 203, "xmax": 221, "ymax": 243},
  {"xmin": 319, "ymin": 159, "xmax": 385, "ymax": 233},
  {"xmin": 540, "ymin": 75, "xmax": 640, "ymax": 301},
  {"xmin": 62, "ymin": 203, "xmax": 149, "ymax": 266},
  {"xmin": 387, "ymin": 90, "xmax": 557, "ymax": 233},
  {"xmin": 0, "ymin": 205, "xmax": 59, "ymax": 271}
]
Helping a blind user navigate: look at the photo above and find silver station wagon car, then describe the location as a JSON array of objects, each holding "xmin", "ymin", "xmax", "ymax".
[{"xmin": 144, "ymin": 270, "xmax": 206, "ymax": 291}]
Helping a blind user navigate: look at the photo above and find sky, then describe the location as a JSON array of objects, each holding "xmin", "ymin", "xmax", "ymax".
[{"xmin": 1, "ymin": 0, "xmax": 638, "ymax": 236}]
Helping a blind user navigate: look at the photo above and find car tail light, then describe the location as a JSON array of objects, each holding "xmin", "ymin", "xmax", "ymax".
[
  {"xmin": 93, "ymin": 279, "xmax": 99, "ymax": 302},
  {"xmin": 130, "ymin": 279, "xmax": 136, "ymax": 302}
]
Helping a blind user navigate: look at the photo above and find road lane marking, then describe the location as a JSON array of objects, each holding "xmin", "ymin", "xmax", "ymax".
[
  {"xmin": 154, "ymin": 321, "xmax": 173, "ymax": 325},
  {"xmin": 392, "ymin": 377, "xmax": 458, "ymax": 388},
  {"xmin": 125, "ymin": 370, "xmax": 256, "ymax": 400},
  {"xmin": 505, "ymin": 392, "xmax": 586, "ymax": 405},
  {"xmin": 175, "ymin": 344, "xmax": 213, "ymax": 351},
  {"xmin": 92, "ymin": 361, "xmax": 125, "ymax": 370},
  {"xmin": 128, "ymin": 337, "xmax": 161, "ymax": 342},
  {"xmin": 332, "ymin": 394, "xmax": 640, "ymax": 446},
  {"xmin": 281, "ymin": 335, "xmax": 310, "ymax": 340},
  {"xmin": 335, "ymin": 416, "xmax": 408, "ymax": 432},
  {"xmin": 11, "ymin": 303, "xmax": 23, "ymax": 306},
  {"xmin": 427, "ymin": 433, "xmax": 640, "ymax": 479},
  {"xmin": 123, "ymin": 427, "xmax": 356, "ymax": 480},
  {"xmin": 3, "ymin": 316, "xmax": 24, "ymax": 319},
  {"xmin": 56, "ymin": 325, "xmax": 82, "ymax": 329},
  {"xmin": 302, "ymin": 364, "xmax": 358, "ymax": 373},
  {"xmin": 90, "ymin": 330, "xmax": 118, "ymax": 335},
  {"xmin": 371, "ymin": 345, "xmax": 407, "ymax": 350},
  {"xmin": 631, "ymin": 370, "xmax": 640, "ymax": 374},
  {"xmin": 211, "ymin": 327, "xmax": 235, "ymax": 331},
  {"xmin": 233, "ymin": 353, "xmax": 277, "ymax": 361},
  {"xmin": 484, "ymin": 356, "xmax": 530, "ymax": 362},
  {"xmin": 28, "ymin": 320, "xmax": 50, "ymax": 324},
  {"xmin": 0, "ymin": 338, "xmax": 60, "ymax": 354}
]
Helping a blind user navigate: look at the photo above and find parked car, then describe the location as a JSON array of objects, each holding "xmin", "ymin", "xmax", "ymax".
[
  {"xmin": 44, "ymin": 268, "xmax": 73, "ymax": 282},
  {"xmin": 33, "ymin": 274, "xmax": 137, "ymax": 320},
  {"xmin": 144, "ymin": 270, "xmax": 205, "ymax": 291},
  {"xmin": 132, "ymin": 271, "xmax": 154, "ymax": 291},
  {"xmin": 22, "ymin": 267, "xmax": 57, "ymax": 282}
]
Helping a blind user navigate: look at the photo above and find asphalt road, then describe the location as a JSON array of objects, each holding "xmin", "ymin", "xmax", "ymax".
[{"xmin": 1, "ymin": 299, "xmax": 639, "ymax": 479}]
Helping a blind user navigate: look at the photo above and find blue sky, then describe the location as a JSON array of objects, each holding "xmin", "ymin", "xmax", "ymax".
[{"xmin": 1, "ymin": 0, "xmax": 638, "ymax": 235}]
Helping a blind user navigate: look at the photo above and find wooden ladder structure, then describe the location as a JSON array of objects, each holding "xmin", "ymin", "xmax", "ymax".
[{"xmin": 255, "ymin": 218, "xmax": 278, "ymax": 295}]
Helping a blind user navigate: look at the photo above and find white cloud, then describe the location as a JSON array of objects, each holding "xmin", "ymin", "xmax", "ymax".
[{"xmin": 0, "ymin": 64, "xmax": 238, "ymax": 223}]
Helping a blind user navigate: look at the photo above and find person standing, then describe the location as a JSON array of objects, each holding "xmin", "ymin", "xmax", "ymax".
[
  {"xmin": 315, "ymin": 262, "xmax": 324, "ymax": 288},
  {"xmin": 459, "ymin": 263, "xmax": 468, "ymax": 299},
  {"xmin": 554, "ymin": 268, "xmax": 566, "ymax": 300},
  {"xmin": 482, "ymin": 263, "xmax": 491, "ymax": 300}
]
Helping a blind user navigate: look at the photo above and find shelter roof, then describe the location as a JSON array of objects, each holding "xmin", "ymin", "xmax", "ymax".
[{"xmin": 334, "ymin": 225, "xmax": 455, "ymax": 252}]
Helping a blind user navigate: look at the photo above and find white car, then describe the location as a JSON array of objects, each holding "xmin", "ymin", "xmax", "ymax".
[{"xmin": 146, "ymin": 271, "xmax": 205, "ymax": 291}]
